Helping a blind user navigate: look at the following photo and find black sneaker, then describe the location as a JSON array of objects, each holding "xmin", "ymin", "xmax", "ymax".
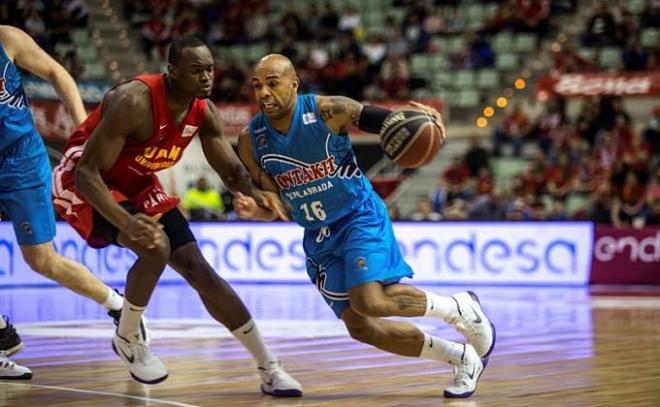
[{"xmin": 0, "ymin": 316, "xmax": 23, "ymax": 356}]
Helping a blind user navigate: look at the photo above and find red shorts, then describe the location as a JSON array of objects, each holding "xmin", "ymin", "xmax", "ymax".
[{"xmin": 53, "ymin": 164, "xmax": 179, "ymax": 248}]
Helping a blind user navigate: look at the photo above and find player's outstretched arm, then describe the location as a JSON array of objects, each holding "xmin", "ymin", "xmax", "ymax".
[
  {"xmin": 200, "ymin": 103, "xmax": 287, "ymax": 220},
  {"xmin": 315, "ymin": 96, "xmax": 445, "ymax": 138},
  {"xmin": 0, "ymin": 25, "xmax": 87, "ymax": 126}
]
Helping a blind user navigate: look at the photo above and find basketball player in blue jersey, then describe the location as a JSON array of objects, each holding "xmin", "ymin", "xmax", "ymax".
[
  {"xmin": 0, "ymin": 26, "xmax": 148, "ymax": 379},
  {"xmin": 234, "ymin": 54, "xmax": 496, "ymax": 398}
]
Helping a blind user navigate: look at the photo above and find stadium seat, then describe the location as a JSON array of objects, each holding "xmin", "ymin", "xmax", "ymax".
[
  {"xmin": 76, "ymin": 45, "xmax": 98, "ymax": 63},
  {"xmin": 496, "ymin": 53, "xmax": 518, "ymax": 70},
  {"xmin": 514, "ymin": 34, "xmax": 536, "ymax": 53},
  {"xmin": 492, "ymin": 32, "xmax": 513, "ymax": 53},
  {"xmin": 454, "ymin": 70, "xmax": 475, "ymax": 88},
  {"xmin": 457, "ymin": 89, "xmax": 480, "ymax": 108},
  {"xmin": 599, "ymin": 47, "xmax": 621, "ymax": 69},
  {"xmin": 70, "ymin": 29, "xmax": 89, "ymax": 46},
  {"xmin": 431, "ymin": 71, "xmax": 452, "ymax": 90},
  {"xmin": 83, "ymin": 62, "xmax": 107, "ymax": 80},
  {"xmin": 476, "ymin": 69, "xmax": 499, "ymax": 89},
  {"xmin": 641, "ymin": 28, "xmax": 659, "ymax": 48}
]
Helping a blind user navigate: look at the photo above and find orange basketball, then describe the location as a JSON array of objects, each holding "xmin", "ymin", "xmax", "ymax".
[{"xmin": 379, "ymin": 110, "xmax": 445, "ymax": 168}]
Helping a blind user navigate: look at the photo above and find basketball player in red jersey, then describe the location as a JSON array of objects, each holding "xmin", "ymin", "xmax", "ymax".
[{"xmin": 52, "ymin": 36, "xmax": 302, "ymax": 396}]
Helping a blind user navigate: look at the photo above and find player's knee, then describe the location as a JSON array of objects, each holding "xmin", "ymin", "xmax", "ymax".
[
  {"xmin": 24, "ymin": 250, "xmax": 56, "ymax": 277},
  {"xmin": 139, "ymin": 235, "xmax": 171, "ymax": 266}
]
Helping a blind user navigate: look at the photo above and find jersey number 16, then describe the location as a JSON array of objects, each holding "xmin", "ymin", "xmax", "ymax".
[{"xmin": 300, "ymin": 201, "xmax": 326, "ymax": 222}]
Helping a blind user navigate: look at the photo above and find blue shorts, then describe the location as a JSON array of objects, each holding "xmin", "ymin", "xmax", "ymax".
[
  {"xmin": 304, "ymin": 192, "xmax": 413, "ymax": 318},
  {"xmin": 0, "ymin": 132, "xmax": 56, "ymax": 245}
]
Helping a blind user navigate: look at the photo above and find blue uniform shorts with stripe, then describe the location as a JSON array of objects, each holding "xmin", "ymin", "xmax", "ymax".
[
  {"xmin": 303, "ymin": 192, "xmax": 413, "ymax": 318},
  {"xmin": 0, "ymin": 132, "xmax": 56, "ymax": 245}
]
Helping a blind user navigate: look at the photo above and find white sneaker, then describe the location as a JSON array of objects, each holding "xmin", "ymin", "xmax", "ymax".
[
  {"xmin": 444, "ymin": 344, "xmax": 485, "ymax": 398},
  {"xmin": 112, "ymin": 331, "xmax": 168, "ymax": 384},
  {"xmin": 450, "ymin": 291, "xmax": 496, "ymax": 358},
  {"xmin": 0, "ymin": 352, "xmax": 32, "ymax": 380},
  {"xmin": 258, "ymin": 361, "xmax": 303, "ymax": 397}
]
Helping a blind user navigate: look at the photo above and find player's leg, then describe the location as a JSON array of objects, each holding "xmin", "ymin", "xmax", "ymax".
[
  {"xmin": 20, "ymin": 242, "xmax": 121, "ymax": 306},
  {"xmin": 109, "ymin": 228, "xmax": 170, "ymax": 384},
  {"xmin": 348, "ymin": 282, "xmax": 496, "ymax": 358},
  {"xmin": 341, "ymin": 307, "xmax": 485, "ymax": 398},
  {"xmin": 342, "ymin": 195, "xmax": 495, "ymax": 358},
  {"xmin": 4, "ymin": 137, "xmax": 125, "ymax": 313},
  {"xmin": 164, "ymin": 210, "xmax": 301, "ymax": 397},
  {"xmin": 308, "ymin": 253, "xmax": 485, "ymax": 399}
]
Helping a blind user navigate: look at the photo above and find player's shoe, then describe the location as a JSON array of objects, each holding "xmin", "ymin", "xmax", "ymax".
[
  {"xmin": 444, "ymin": 344, "xmax": 485, "ymax": 398},
  {"xmin": 449, "ymin": 291, "xmax": 496, "ymax": 358},
  {"xmin": 107, "ymin": 291, "xmax": 150, "ymax": 343},
  {"xmin": 0, "ymin": 352, "xmax": 32, "ymax": 380},
  {"xmin": 112, "ymin": 331, "xmax": 168, "ymax": 384},
  {"xmin": 258, "ymin": 360, "xmax": 303, "ymax": 397},
  {"xmin": 0, "ymin": 316, "xmax": 23, "ymax": 356}
]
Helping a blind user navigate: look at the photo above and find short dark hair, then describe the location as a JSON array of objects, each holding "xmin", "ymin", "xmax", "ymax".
[{"xmin": 168, "ymin": 34, "xmax": 207, "ymax": 65}]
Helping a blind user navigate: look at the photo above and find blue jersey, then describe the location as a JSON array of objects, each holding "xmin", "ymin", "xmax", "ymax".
[
  {"xmin": 249, "ymin": 94, "xmax": 373, "ymax": 229},
  {"xmin": 0, "ymin": 41, "xmax": 34, "ymax": 152}
]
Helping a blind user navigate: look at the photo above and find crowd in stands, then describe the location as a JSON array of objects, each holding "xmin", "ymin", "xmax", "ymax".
[
  {"xmin": 397, "ymin": 95, "xmax": 660, "ymax": 227},
  {"xmin": 1, "ymin": 0, "xmax": 89, "ymax": 79}
]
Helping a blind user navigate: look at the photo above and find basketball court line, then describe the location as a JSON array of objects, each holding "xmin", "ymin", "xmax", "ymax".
[{"xmin": 0, "ymin": 382, "xmax": 200, "ymax": 407}]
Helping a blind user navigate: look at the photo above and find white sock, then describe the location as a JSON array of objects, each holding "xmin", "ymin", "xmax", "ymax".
[
  {"xmin": 423, "ymin": 291, "xmax": 458, "ymax": 321},
  {"xmin": 102, "ymin": 288, "xmax": 123, "ymax": 311},
  {"xmin": 231, "ymin": 319, "xmax": 277, "ymax": 368},
  {"xmin": 117, "ymin": 298, "xmax": 145, "ymax": 341},
  {"xmin": 419, "ymin": 333, "xmax": 464, "ymax": 365},
  {"xmin": 0, "ymin": 315, "xmax": 6, "ymax": 329}
]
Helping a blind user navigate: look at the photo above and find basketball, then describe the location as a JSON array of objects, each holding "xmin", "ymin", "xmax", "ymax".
[{"xmin": 379, "ymin": 110, "xmax": 445, "ymax": 168}]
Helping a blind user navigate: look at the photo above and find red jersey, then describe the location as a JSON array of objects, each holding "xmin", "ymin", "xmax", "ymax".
[{"xmin": 53, "ymin": 74, "xmax": 207, "ymax": 247}]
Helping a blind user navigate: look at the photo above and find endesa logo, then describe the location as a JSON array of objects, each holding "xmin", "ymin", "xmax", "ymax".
[
  {"xmin": 393, "ymin": 223, "xmax": 593, "ymax": 285},
  {"xmin": 0, "ymin": 222, "xmax": 593, "ymax": 286},
  {"xmin": 594, "ymin": 231, "xmax": 660, "ymax": 263}
]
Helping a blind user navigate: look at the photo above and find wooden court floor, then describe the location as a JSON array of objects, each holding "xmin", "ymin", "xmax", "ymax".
[{"xmin": 1, "ymin": 285, "xmax": 659, "ymax": 406}]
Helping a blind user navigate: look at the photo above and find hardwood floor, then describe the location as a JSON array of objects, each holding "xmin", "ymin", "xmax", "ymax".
[{"xmin": 1, "ymin": 285, "xmax": 659, "ymax": 406}]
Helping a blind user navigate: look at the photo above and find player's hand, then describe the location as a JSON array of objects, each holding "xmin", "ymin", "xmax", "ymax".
[
  {"xmin": 260, "ymin": 191, "xmax": 289, "ymax": 221},
  {"xmin": 233, "ymin": 192, "xmax": 259, "ymax": 219},
  {"xmin": 409, "ymin": 101, "xmax": 446, "ymax": 142},
  {"xmin": 246, "ymin": 188, "xmax": 289, "ymax": 221},
  {"xmin": 124, "ymin": 213, "xmax": 164, "ymax": 249}
]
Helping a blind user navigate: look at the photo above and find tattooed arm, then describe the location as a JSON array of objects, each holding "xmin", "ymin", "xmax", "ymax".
[{"xmin": 315, "ymin": 95, "xmax": 364, "ymax": 134}]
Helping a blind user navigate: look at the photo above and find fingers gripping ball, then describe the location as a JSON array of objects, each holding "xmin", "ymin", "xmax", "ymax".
[{"xmin": 379, "ymin": 110, "xmax": 445, "ymax": 168}]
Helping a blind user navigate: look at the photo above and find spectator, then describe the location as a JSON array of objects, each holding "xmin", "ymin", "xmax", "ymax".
[
  {"xmin": 583, "ymin": 0, "xmax": 618, "ymax": 46},
  {"xmin": 409, "ymin": 195, "xmax": 442, "ymax": 221},
  {"xmin": 443, "ymin": 155, "xmax": 471, "ymax": 203},
  {"xmin": 643, "ymin": 107, "xmax": 660, "ymax": 155},
  {"xmin": 611, "ymin": 171, "xmax": 647, "ymax": 228},
  {"xmin": 379, "ymin": 51, "xmax": 410, "ymax": 99},
  {"xmin": 182, "ymin": 176, "xmax": 225, "ymax": 221},
  {"xmin": 468, "ymin": 187, "xmax": 506, "ymax": 220},
  {"xmin": 590, "ymin": 182, "xmax": 612, "ymax": 223},
  {"xmin": 622, "ymin": 37, "xmax": 648, "ymax": 71},
  {"xmin": 65, "ymin": 0, "xmax": 89, "ymax": 28},
  {"xmin": 388, "ymin": 204, "xmax": 402, "ymax": 221},
  {"xmin": 553, "ymin": 41, "xmax": 594, "ymax": 74},
  {"xmin": 464, "ymin": 136, "xmax": 490, "ymax": 177},
  {"xmin": 493, "ymin": 103, "xmax": 530, "ymax": 157},
  {"xmin": 547, "ymin": 198, "xmax": 569, "ymax": 220},
  {"xmin": 319, "ymin": 2, "xmax": 339, "ymax": 41},
  {"xmin": 244, "ymin": 4, "xmax": 269, "ymax": 42},
  {"xmin": 141, "ymin": 9, "xmax": 170, "ymax": 60}
]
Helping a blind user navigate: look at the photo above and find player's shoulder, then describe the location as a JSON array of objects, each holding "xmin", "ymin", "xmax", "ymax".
[
  {"xmin": 0, "ymin": 25, "xmax": 27, "ymax": 56},
  {"xmin": 104, "ymin": 80, "xmax": 151, "ymax": 115}
]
